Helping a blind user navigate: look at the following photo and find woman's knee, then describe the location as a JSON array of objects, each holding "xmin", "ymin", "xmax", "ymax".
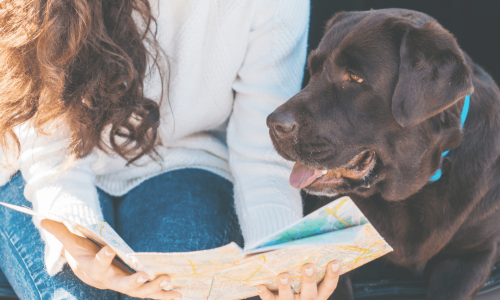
[{"xmin": 115, "ymin": 169, "xmax": 242, "ymax": 252}]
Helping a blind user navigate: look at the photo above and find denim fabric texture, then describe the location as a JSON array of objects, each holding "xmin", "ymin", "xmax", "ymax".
[
  {"xmin": 0, "ymin": 169, "xmax": 242, "ymax": 300},
  {"xmin": 0, "ymin": 267, "xmax": 15, "ymax": 297}
]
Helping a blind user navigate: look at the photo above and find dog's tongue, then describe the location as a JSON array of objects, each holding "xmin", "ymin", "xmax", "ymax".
[{"xmin": 290, "ymin": 162, "xmax": 324, "ymax": 189}]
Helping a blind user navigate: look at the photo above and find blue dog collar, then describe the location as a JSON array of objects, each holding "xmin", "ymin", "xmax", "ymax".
[{"xmin": 429, "ymin": 94, "xmax": 471, "ymax": 182}]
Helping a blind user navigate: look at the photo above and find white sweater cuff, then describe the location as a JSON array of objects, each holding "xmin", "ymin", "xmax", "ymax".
[
  {"xmin": 52, "ymin": 204, "xmax": 105, "ymax": 227},
  {"xmin": 33, "ymin": 204, "xmax": 104, "ymax": 276},
  {"xmin": 34, "ymin": 219, "xmax": 67, "ymax": 276}
]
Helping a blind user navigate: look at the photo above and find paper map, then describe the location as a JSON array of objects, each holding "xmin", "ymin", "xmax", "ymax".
[{"xmin": 0, "ymin": 196, "xmax": 392, "ymax": 300}]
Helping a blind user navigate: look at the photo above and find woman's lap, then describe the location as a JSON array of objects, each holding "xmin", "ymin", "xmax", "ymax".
[
  {"xmin": 115, "ymin": 169, "xmax": 242, "ymax": 253},
  {"xmin": 0, "ymin": 169, "xmax": 241, "ymax": 300}
]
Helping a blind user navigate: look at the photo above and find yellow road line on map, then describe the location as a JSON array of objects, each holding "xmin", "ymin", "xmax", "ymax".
[
  {"xmin": 171, "ymin": 255, "xmax": 267, "ymax": 279},
  {"xmin": 169, "ymin": 238, "xmax": 388, "ymax": 284},
  {"xmin": 182, "ymin": 255, "xmax": 198, "ymax": 275},
  {"xmin": 175, "ymin": 242, "xmax": 377, "ymax": 281},
  {"xmin": 219, "ymin": 255, "xmax": 267, "ymax": 282},
  {"xmin": 363, "ymin": 254, "xmax": 386, "ymax": 260},
  {"xmin": 336, "ymin": 244, "xmax": 369, "ymax": 252},
  {"xmin": 346, "ymin": 240, "xmax": 381, "ymax": 271},
  {"xmin": 280, "ymin": 246, "xmax": 326, "ymax": 272},
  {"xmin": 98, "ymin": 222, "xmax": 106, "ymax": 236},
  {"xmin": 324, "ymin": 199, "xmax": 351, "ymax": 228},
  {"xmin": 362, "ymin": 248, "xmax": 389, "ymax": 258},
  {"xmin": 347, "ymin": 249, "xmax": 369, "ymax": 271},
  {"xmin": 247, "ymin": 255, "xmax": 266, "ymax": 279}
]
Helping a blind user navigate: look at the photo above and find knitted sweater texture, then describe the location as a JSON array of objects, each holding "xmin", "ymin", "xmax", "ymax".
[{"xmin": 0, "ymin": 0, "xmax": 310, "ymax": 275}]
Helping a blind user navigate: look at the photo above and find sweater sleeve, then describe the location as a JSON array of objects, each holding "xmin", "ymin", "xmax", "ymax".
[
  {"xmin": 17, "ymin": 125, "xmax": 104, "ymax": 275},
  {"xmin": 227, "ymin": 0, "xmax": 310, "ymax": 249}
]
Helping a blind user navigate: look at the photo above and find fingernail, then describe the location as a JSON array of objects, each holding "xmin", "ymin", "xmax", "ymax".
[
  {"xmin": 280, "ymin": 277, "xmax": 288, "ymax": 285},
  {"xmin": 104, "ymin": 249, "xmax": 114, "ymax": 257},
  {"xmin": 305, "ymin": 266, "xmax": 314, "ymax": 277},
  {"xmin": 160, "ymin": 280, "xmax": 169, "ymax": 287},
  {"xmin": 137, "ymin": 275, "xmax": 147, "ymax": 284},
  {"xmin": 256, "ymin": 287, "xmax": 262, "ymax": 293},
  {"xmin": 332, "ymin": 261, "xmax": 340, "ymax": 272}
]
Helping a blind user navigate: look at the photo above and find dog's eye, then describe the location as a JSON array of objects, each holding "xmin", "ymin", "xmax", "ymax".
[{"xmin": 348, "ymin": 72, "xmax": 364, "ymax": 83}]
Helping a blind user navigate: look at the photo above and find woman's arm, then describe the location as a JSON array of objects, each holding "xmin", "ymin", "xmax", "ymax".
[
  {"xmin": 14, "ymin": 124, "xmax": 104, "ymax": 275},
  {"xmin": 41, "ymin": 219, "xmax": 180, "ymax": 300},
  {"xmin": 15, "ymin": 125, "xmax": 179, "ymax": 299},
  {"xmin": 227, "ymin": 0, "xmax": 310, "ymax": 248}
]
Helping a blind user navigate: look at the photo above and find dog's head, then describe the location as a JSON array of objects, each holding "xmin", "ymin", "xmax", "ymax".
[{"xmin": 268, "ymin": 9, "xmax": 473, "ymax": 201}]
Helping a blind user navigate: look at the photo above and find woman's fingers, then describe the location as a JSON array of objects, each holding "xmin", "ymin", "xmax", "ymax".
[
  {"xmin": 92, "ymin": 245, "xmax": 132, "ymax": 276},
  {"xmin": 131, "ymin": 275, "xmax": 179, "ymax": 299},
  {"xmin": 256, "ymin": 284, "xmax": 276, "ymax": 300},
  {"xmin": 148, "ymin": 290, "xmax": 184, "ymax": 300},
  {"xmin": 109, "ymin": 271, "xmax": 151, "ymax": 293},
  {"xmin": 111, "ymin": 273, "xmax": 181, "ymax": 300},
  {"xmin": 300, "ymin": 264, "xmax": 318, "ymax": 300},
  {"xmin": 277, "ymin": 273, "xmax": 294, "ymax": 300},
  {"xmin": 317, "ymin": 260, "xmax": 341, "ymax": 300},
  {"xmin": 257, "ymin": 261, "xmax": 341, "ymax": 300},
  {"xmin": 90, "ymin": 246, "xmax": 116, "ymax": 280}
]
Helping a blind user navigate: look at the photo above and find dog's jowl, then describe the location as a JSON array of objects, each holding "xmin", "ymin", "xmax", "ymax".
[{"xmin": 268, "ymin": 9, "xmax": 500, "ymax": 300}]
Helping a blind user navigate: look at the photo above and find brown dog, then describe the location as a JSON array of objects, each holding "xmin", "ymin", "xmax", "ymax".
[{"xmin": 267, "ymin": 9, "xmax": 500, "ymax": 300}]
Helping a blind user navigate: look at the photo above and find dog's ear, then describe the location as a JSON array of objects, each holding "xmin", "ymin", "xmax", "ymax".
[
  {"xmin": 324, "ymin": 11, "xmax": 349, "ymax": 33},
  {"xmin": 391, "ymin": 21, "xmax": 473, "ymax": 127}
]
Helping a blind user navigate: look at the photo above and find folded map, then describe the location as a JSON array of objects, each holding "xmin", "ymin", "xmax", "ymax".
[{"xmin": 0, "ymin": 196, "xmax": 392, "ymax": 300}]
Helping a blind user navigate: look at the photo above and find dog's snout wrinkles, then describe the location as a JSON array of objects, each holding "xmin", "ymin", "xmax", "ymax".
[{"xmin": 267, "ymin": 110, "xmax": 298, "ymax": 136}]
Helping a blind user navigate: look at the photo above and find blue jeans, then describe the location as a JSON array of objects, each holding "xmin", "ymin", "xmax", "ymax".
[{"xmin": 0, "ymin": 169, "xmax": 242, "ymax": 299}]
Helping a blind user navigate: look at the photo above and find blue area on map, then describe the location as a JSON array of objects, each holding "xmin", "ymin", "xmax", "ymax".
[{"xmin": 249, "ymin": 199, "xmax": 368, "ymax": 251}]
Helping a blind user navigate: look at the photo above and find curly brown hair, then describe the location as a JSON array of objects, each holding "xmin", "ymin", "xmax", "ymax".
[{"xmin": 0, "ymin": 0, "xmax": 166, "ymax": 165}]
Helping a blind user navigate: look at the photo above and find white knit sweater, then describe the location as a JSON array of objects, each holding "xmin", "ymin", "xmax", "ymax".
[{"xmin": 0, "ymin": 0, "xmax": 309, "ymax": 275}]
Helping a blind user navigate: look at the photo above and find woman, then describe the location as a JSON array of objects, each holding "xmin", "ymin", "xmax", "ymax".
[{"xmin": 0, "ymin": 0, "xmax": 340, "ymax": 299}]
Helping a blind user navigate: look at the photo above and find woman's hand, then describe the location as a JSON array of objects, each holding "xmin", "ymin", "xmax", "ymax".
[
  {"xmin": 256, "ymin": 261, "xmax": 340, "ymax": 300},
  {"xmin": 41, "ymin": 219, "xmax": 182, "ymax": 300}
]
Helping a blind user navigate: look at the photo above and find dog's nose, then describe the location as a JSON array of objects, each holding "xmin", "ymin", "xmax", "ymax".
[{"xmin": 267, "ymin": 110, "xmax": 298, "ymax": 136}]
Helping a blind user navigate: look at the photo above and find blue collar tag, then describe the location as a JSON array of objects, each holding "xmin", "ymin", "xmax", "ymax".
[{"xmin": 429, "ymin": 94, "xmax": 470, "ymax": 182}]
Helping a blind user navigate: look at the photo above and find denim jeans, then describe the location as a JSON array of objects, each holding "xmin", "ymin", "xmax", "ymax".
[
  {"xmin": 0, "ymin": 169, "xmax": 242, "ymax": 300},
  {"xmin": 0, "ymin": 267, "xmax": 15, "ymax": 297}
]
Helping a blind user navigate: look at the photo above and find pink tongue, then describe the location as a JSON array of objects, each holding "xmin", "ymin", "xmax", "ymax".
[{"xmin": 289, "ymin": 162, "xmax": 324, "ymax": 189}]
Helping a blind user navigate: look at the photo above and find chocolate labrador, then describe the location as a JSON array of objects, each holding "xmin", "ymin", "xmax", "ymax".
[{"xmin": 267, "ymin": 8, "xmax": 500, "ymax": 300}]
